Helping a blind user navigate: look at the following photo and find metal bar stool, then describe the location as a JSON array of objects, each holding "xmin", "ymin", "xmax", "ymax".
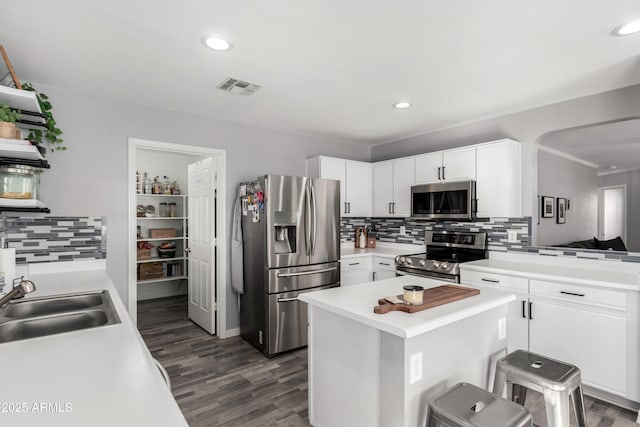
[
  {"xmin": 493, "ymin": 350, "xmax": 586, "ymax": 427},
  {"xmin": 427, "ymin": 382, "xmax": 533, "ymax": 427}
]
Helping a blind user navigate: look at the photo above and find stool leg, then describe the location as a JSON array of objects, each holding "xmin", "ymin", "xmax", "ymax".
[
  {"xmin": 512, "ymin": 383, "xmax": 528, "ymax": 405},
  {"xmin": 570, "ymin": 386, "xmax": 587, "ymax": 427},
  {"xmin": 493, "ymin": 365, "xmax": 507, "ymax": 398},
  {"xmin": 543, "ymin": 389, "xmax": 571, "ymax": 427}
]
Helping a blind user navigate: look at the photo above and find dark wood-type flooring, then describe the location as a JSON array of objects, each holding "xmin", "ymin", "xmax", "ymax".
[{"xmin": 138, "ymin": 296, "xmax": 638, "ymax": 427}]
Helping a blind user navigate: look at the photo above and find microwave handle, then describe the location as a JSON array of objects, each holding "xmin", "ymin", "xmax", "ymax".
[{"xmin": 472, "ymin": 198, "xmax": 478, "ymax": 215}]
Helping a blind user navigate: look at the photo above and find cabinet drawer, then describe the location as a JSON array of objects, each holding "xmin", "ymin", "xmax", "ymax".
[
  {"xmin": 341, "ymin": 257, "xmax": 372, "ymax": 271},
  {"xmin": 530, "ymin": 280, "xmax": 627, "ymax": 310},
  {"xmin": 460, "ymin": 270, "xmax": 528, "ymax": 292},
  {"xmin": 373, "ymin": 257, "xmax": 395, "ymax": 271}
]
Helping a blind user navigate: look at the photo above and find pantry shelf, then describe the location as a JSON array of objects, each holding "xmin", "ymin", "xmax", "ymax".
[
  {"xmin": 137, "ymin": 275, "xmax": 187, "ymax": 285},
  {"xmin": 137, "ymin": 256, "xmax": 185, "ymax": 264}
]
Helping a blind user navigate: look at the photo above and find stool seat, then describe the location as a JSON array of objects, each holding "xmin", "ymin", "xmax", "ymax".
[
  {"xmin": 427, "ymin": 382, "xmax": 533, "ymax": 427},
  {"xmin": 496, "ymin": 350, "xmax": 581, "ymax": 392},
  {"xmin": 493, "ymin": 350, "xmax": 586, "ymax": 427}
]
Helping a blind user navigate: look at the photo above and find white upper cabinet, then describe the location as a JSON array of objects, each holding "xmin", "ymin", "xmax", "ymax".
[
  {"xmin": 415, "ymin": 146, "xmax": 476, "ymax": 184},
  {"xmin": 414, "ymin": 152, "xmax": 442, "ymax": 184},
  {"xmin": 307, "ymin": 156, "xmax": 371, "ymax": 217},
  {"xmin": 442, "ymin": 146, "xmax": 476, "ymax": 182},
  {"xmin": 345, "ymin": 161, "xmax": 372, "ymax": 217},
  {"xmin": 372, "ymin": 157, "xmax": 415, "ymax": 217},
  {"xmin": 476, "ymin": 139, "xmax": 521, "ymax": 218}
]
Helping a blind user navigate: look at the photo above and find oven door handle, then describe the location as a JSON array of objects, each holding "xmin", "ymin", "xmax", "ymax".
[{"xmin": 395, "ymin": 269, "xmax": 411, "ymax": 276}]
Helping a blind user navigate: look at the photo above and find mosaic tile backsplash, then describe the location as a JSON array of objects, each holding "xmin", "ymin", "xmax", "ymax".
[
  {"xmin": 1, "ymin": 216, "xmax": 106, "ymax": 264},
  {"xmin": 341, "ymin": 216, "xmax": 640, "ymax": 262},
  {"xmin": 341, "ymin": 217, "xmax": 530, "ymax": 251}
]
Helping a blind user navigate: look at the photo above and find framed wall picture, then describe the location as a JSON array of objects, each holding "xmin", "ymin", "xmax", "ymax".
[
  {"xmin": 542, "ymin": 196, "xmax": 554, "ymax": 218},
  {"xmin": 556, "ymin": 198, "xmax": 566, "ymax": 224}
]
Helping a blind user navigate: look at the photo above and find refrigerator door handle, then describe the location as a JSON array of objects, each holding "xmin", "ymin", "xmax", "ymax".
[
  {"xmin": 277, "ymin": 266, "xmax": 337, "ymax": 278},
  {"xmin": 305, "ymin": 182, "xmax": 312, "ymax": 256},
  {"xmin": 310, "ymin": 183, "xmax": 317, "ymax": 255},
  {"xmin": 277, "ymin": 297, "xmax": 299, "ymax": 303}
]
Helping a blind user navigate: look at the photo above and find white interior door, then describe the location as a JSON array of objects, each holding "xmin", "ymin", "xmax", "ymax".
[
  {"xmin": 598, "ymin": 186, "xmax": 626, "ymax": 241},
  {"xmin": 188, "ymin": 157, "xmax": 217, "ymax": 334}
]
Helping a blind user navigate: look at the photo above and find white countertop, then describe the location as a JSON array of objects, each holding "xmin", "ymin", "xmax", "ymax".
[
  {"xmin": 340, "ymin": 242, "xmax": 423, "ymax": 260},
  {"xmin": 299, "ymin": 276, "xmax": 514, "ymax": 339},
  {"xmin": 460, "ymin": 259, "xmax": 640, "ymax": 291},
  {"xmin": 0, "ymin": 261, "xmax": 187, "ymax": 427}
]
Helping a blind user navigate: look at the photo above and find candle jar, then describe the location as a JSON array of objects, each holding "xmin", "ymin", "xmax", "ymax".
[{"xmin": 403, "ymin": 285, "xmax": 424, "ymax": 305}]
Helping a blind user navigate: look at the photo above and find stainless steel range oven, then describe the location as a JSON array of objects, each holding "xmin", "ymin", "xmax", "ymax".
[{"xmin": 395, "ymin": 231, "xmax": 487, "ymax": 283}]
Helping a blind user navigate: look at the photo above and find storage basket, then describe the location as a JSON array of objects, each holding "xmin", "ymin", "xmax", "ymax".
[
  {"xmin": 150, "ymin": 228, "xmax": 177, "ymax": 238},
  {"xmin": 137, "ymin": 249, "xmax": 152, "ymax": 260},
  {"xmin": 158, "ymin": 248, "xmax": 176, "ymax": 259},
  {"xmin": 138, "ymin": 262, "xmax": 164, "ymax": 280}
]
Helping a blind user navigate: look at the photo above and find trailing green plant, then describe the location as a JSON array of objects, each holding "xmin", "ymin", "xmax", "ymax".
[
  {"xmin": 0, "ymin": 101, "xmax": 20, "ymax": 123},
  {"xmin": 22, "ymin": 82, "xmax": 65, "ymax": 152}
]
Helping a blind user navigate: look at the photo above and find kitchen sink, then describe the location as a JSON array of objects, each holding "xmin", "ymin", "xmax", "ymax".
[
  {"xmin": 3, "ymin": 292, "xmax": 104, "ymax": 319},
  {"xmin": 0, "ymin": 290, "xmax": 121, "ymax": 343}
]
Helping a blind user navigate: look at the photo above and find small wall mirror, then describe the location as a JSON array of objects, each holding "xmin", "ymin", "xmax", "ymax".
[{"xmin": 536, "ymin": 117, "xmax": 640, "ymax": 253}]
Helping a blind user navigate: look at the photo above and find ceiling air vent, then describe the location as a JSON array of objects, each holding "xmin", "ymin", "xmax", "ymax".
[{"xmin": 217, "ymin": 77, "xmax": 263, "ymax": 96}]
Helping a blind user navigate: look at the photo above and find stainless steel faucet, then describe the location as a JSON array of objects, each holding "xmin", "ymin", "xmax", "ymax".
[{"xmin": 0, "ymin": 280, "xmax": 36, "ymax": 309}]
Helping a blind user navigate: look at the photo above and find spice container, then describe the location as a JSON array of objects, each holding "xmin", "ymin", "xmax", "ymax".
[
  {"xmin": 403, "ymin": 285, "xmax": 424, "ymax": 305},
  {"xmin": 0, "ymin": 165, "xmax": 39, "ymax": 199}
]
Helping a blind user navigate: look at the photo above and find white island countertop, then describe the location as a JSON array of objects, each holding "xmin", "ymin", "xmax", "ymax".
[
  {"xmin": 0, "ymin": 261, "xmax": 187, "ymax": 427},
  {"xmin": 299, "ymin": 276, "xmax": 514, "ymax": 338}
]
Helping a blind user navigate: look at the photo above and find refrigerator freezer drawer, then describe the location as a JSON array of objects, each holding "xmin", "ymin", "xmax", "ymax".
[
  {"xmin": 266, "ymin": 283, "xmax": 338, "ymax": 355},
  {"xmin": 268, "ymin": 262, "xmax": 340, "ymax": 293}
]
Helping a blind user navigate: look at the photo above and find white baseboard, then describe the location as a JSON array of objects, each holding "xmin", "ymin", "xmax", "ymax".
[{"xmin": 223, "ymin": 327, "xmax": 240, "ymax": 338}]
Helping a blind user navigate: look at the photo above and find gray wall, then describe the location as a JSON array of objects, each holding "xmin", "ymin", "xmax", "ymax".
[
  {"xmin": 35, "ymin": 84, "xmax": 369, "ymax": 332},
  {"xmin": 537, "ymin": 151, "xmax": 598, "ymax": 246},
  {"xmin": 599, "ymin": 169, "xmax": 640, "ymax": 252},
  {"xmin": 371, "ymin": 84, "xmax": 640, "ymax": 223}
]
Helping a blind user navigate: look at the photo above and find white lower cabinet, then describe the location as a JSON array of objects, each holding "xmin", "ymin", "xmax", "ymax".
[
  {"xmin": 461, "ymin": 267, "xmax": 637, "ymax": 402},
  {"xmin": 373, "ymin": 257, "xmax": 396, "ymax": 281},
  {"xmin": 529, "ymin": 298, "xmax": 627, "ymax": 395},
  {"xmin": 507, "ymin": 296, "xmax": 529, "ymax": 353},
  {"xmin": 341, "ymin": 257, "xmax": 372, "ymax": 286}
]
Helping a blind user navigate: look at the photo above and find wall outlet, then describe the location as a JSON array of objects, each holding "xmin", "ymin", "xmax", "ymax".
[
  {"xmin": 498, "ymin": 318, "xmax": 506, "ymax": 340},
  {"xmin": 400, "ymin": 226, "xmax": 406, "ymax": 236},
  {"xmin": 410, "ymin": 352, "xmax": 423, "ymax": 384},
  {"xmin": 507, "ymin": 230, "xmax": 519, "ymax": 243}
]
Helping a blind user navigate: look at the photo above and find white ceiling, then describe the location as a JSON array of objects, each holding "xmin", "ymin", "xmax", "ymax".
[
  {"xmin": 1, "ymin": 0, "xmax": 640, "ymax": 145},
  {"xmin": 539, "ymin": 118, "xmax": 640, "ymax": 173}
]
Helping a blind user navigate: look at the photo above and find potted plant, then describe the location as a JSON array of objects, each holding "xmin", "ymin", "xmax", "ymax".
[
  {"xmin": 0, "ymin": 101, "xmax": 20, "ymax": 139},
  {"xmin": 22, "ymin": 82, "xmax": 65, "ymax": 155}
]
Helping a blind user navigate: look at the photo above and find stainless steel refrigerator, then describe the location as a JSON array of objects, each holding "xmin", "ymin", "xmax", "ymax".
[{"xmin": 239, "ymin": 175, "xmax": 340, "ymax": 356}]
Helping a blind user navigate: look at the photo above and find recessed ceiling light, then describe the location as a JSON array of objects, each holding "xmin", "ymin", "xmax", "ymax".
[
  {"xmin": 613, "ymin": 21, "xmax": 640, "ymax": 36},
  {"xmin": 393, "ymin": 102, "xmax": 411, "ymax": 109},
  {"xmin": 203, "ymin": 36, "xmax": 232, "ymax": 51}
]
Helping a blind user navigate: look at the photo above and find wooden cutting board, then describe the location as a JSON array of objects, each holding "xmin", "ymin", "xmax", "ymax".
[{"xmin": 373, "ymin": 285, "xmax": 480, "ymax": 314}]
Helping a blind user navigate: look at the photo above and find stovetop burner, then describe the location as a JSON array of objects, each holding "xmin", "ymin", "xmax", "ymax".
[{"xmin": 395, "ymin": 231, "xmax": 488, "ymax": 278}]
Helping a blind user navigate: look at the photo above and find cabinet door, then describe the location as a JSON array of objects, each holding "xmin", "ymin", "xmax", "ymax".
[
  {"xmin": 373, "ymin": 269, "xmax": 396, "ymax": 281},
  {"xmin": 529, "ymin": 300, "xmax": 627, "ymax": 394},
  {"xmin": 507, "ymin": 298, "xmax": 529, "ymax": 353},
  {"xmin": 414, "ymin": 152, "xmax": 442, "ymax": 184},
  {"xmin": 320, "ymin": 157, "xmax": 347, "ymax": 215},
  {"xmin": 476, "ymin": 140, "xmax": 521, "ymax": 217},
  {"xmin": 345, "ymin": 161, "xmax": 372, "ymax": 217},
  {"xmin": 392, "ymin": 157, "xmax": 415, "ymax": 217},
  {"xmin": 442, "ymin": 146, "xmax": 476, "ymax": 182},
  {"xmin": 372, "ymin": 162, "xmax": 394, "ymax": 217}
]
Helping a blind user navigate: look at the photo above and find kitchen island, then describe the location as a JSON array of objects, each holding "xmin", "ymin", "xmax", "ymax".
[{"xmin": 299, "ymin": 275, "xmax": 515, "ymax": 427}]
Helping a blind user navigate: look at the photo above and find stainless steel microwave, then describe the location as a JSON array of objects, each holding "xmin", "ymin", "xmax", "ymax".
[{"xmin": 411, "ymin": 180, "xmax": 476, "ymax": 220}]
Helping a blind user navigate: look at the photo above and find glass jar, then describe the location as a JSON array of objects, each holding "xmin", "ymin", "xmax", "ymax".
[
  {"xmin": 0, "ymin": 165, "xmax": 39, "ymax": 200},
  {"xmin": 169, "ymin": 202, "xmax": 177, "ymax": 217},
  {"xmin": 159, "ymin": 202, "xmax": 168, "ymax": 217}
]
